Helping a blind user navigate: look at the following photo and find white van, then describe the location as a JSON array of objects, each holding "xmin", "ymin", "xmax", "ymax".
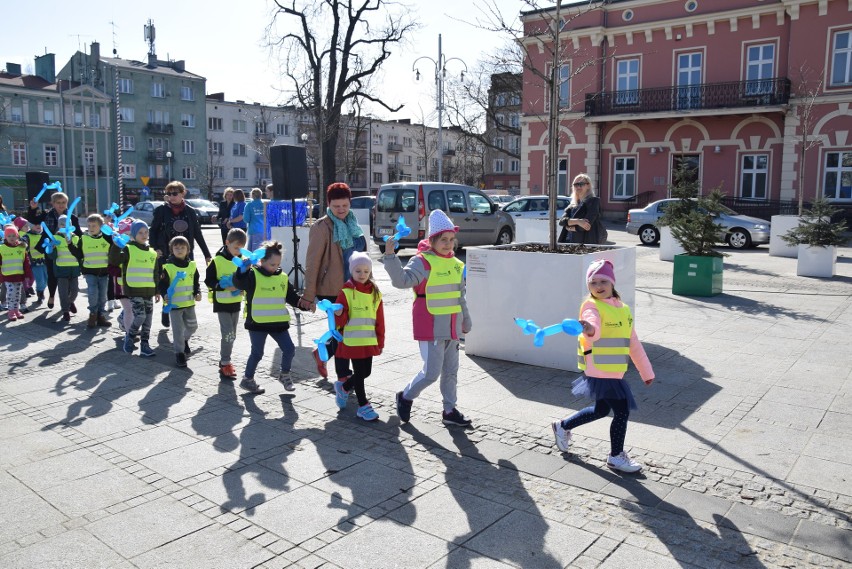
[{"xmin": 373, "ymin": 182, "xmax": 515, "ymax": 248}]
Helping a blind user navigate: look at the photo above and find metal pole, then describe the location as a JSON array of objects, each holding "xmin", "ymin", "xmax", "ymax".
[
  {"xmin": 548, "ymin": 0, "xmax": 562, "ymax": 249},
  {"xmin": 437, "ymin": 34, "xmax": 443, "ymax": 183}
]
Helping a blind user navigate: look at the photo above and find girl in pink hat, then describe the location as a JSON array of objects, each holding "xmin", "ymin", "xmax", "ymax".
[
  {"xmin": 382, "ymin": 209, "xmax": 473, "ymax": 427},
  {"xmin": 551, "ymin": 259, "xmax": 655, "ymax": 473}
]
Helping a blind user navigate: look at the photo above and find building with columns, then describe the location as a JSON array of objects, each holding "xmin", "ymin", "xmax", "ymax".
[{"xmin": 520, "ymin": 0, "xmax": 852, "ymax": 218}]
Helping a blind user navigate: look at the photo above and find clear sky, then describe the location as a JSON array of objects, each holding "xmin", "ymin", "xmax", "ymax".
[{"xmin": 2, "ymin": 0, "xmax": 522, "ymax": 123}]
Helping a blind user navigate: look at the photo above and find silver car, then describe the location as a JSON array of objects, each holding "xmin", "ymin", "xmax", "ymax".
[
  {"xmin": 502, "ymin": 195, "xmax": 571, "ymax": 220},
  {"xmin": 131, "ymin": 201, "xmax": 164, "ymax": 225},
  {"xmin": 626, "ymin": 198, "xmax": 771, "ymax": 249}
]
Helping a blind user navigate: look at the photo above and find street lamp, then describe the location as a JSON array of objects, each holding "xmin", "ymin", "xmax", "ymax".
[
  {"xmin": 165, "ymin": 150, "xmax": 173, "ymax": 182},
  {"xmin": 413, "ymin": 34, "xmax": 467, "ymax": 183}
]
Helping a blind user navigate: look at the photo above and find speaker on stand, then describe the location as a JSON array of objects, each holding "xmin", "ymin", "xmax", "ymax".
[
  {"xmin": 270, "ymin": 144, "xmax": 310, "ymax": 292},
  {"xmin": 25, "ymin": 171, "xmax": 51, "ymax": 207}
]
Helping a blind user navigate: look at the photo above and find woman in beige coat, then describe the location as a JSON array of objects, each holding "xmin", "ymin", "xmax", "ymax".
[{"xmin": 300, "ymin": 182, "xmax": 366, "ymax": 379}]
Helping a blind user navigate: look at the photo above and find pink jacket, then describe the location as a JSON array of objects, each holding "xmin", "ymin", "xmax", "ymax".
[{"xmin": 580, "ymin": 297, "xmax": 654, "ymax": 382}]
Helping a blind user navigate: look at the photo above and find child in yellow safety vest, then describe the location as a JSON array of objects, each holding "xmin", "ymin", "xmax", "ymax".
[
  {"xmin": 551, "ymin": 259, "xmax": 655, "ymax": 473},
  {"xmin": 232, "ymin": 240, "xmax": 307, "ymax": 395},
  {"xmin": 49, "ymin": 215, "xmax": 82, "ymax": 323},
  {"xmin": 69, "ymin": 214, "xmax": 113, "ymax": 328},
  {"xmin": 24, "ymin": 221, "xmax": 49, "ymax": 308},
  {"xmin": 381, "ymin": 209, "xmax": 473, "ymax": 427},
  {"xmin": 110, "ymin": 220, "xmax": 160, "ymax": 357},
  {"xmin": 331, "ymin": 251, "xmax": 385, "ymax": 421},
  {"xmin": 0, "ymin": 224, "xmax": 33, "ymax": 321},
  {"xmin": 159, "ymin": 236, "xmax": 201, "ymax": 368},
  {"xmin": 203, "ymin": 227, "xmax": 247, "ymax": 380}
]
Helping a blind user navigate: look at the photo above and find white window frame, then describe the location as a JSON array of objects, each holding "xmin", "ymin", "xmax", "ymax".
[
  {"xmin": 558, "ymin": 64, "xmax": 571, "ymax": 108},
  {"xmin": 831, "ymin": 30, "xmax": 852, "ymax": 86},
  {"xmin": 373, "ymin": 172, "xmax": 383, "ymax": 183},
  {"xmin": 121, "ymin": 135, "xmax": 136, "ymax": 151},
  {"xmin": 745, "ymin": 44, "xmax": 775, "ymax": 95},
  {"xmin": 209, "ymin": 141, "xmax": 224, "ymax": 156},
  {"xmin": 677, "ymin": 52, "xmax": 703, "ymax": 109},
  {"xmin": 739, "ymin": 154, "xmax": 769, "ymax": 200},
  {"xmin": 509, "ymin": 136, "xmax": 520, "ymax": 154},
  {"xmin": 180, "ymin": 86, "xmax": 194, "ymax": 101},
  {"xmin": 233, "ymin": 143, "xmax": 247, "ymax": 157},
  {"xmin": 494, "ymin": 159, "xmax": 504, "ymax": 173},
  {"xmin": 43, "ymin": 108, "xmax": 55, "ymax": 125},
  {"xmin": 233, "ymin": 167, "xmax": 247, "ymax": 180},
  {"xmin": 276, "ymin": 123, "xmax": 288, "ymax": 136},
  {"xmin": 372, "ymin": 153, "xmax": 383, "ymax": 164},
  {"xmin": 232, "ymin": 119, "xmax": 246, "ymax": 133},
  {"xmin": 151, "ymin": 82, "xmax": 165, "ymax": 98},
  {"xmin": 208, "ymin": 117, "xmax": 223, "ymax": 131},
  {"xmin": 89, "ymin": 111, "xmax": 101, "ymax": 128},
  {"xmin": 74, "ymin": 111, "xmax": 83, "ymax": 127},
  {"xmin": 181, "ymin": 140, "xmax": 195, "ymax": 154},
  {"xmin": 509, "ymin": 159, "xmax": 520, "ymax": 173},
  {"xmin": 43, "ymin": 144, "xmax": 58, "ymax": 167},
  {"xmin": 212, "ymin": 166, "xmax": 225, "ymax": 180},
  {"xmin": 557, "ymin": 158, "xmax": 568, "ymax": 195},
  {"xmin": 613, "ymin": 156, "xmax": 636, "ymax": 199},
  {"xmin": 119, "ymin": 107, "xmax": 135, "ymax": 122},
  {"xmin": 121, "ymin": 164, "xmax": 136, "ymax": 179},
  {"xmin": 615, "ymin": 58, "xmax": 640, "ymax": 105},
  {"xmin": 118, "ymin": 78, "xmax": 133, "ymax": 94},
  {"xmin": 181, "ymin": 113, "xmax": 195, "ymax": 128},
  {"xmin": 182, "ymin": 166, "xmax": 196, "ymax": 180},
  {"xmin": 509, "ymin": 113, "xmax": 520, "ymax": 128},
  {"xmin": 11, "ymin": 142, "xmax": 27, "ymax": 166},
  {"xmin": 822, "ymin": 150, "xmax": 852, "ymax": 201}
]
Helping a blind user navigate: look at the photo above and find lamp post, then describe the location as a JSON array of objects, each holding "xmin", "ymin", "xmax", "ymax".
[
  {"xmin": 413, "ymin": 34, "xmax": 467, "ymax": 183},
  {"xmin": 165, "ymin": 150, "xmax": 173, "ymax": 183}
]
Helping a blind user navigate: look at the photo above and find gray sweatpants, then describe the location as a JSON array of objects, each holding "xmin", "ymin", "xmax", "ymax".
[
  {"xmin": 170, "ymin": 306, "xmax": 198, "ymax": 353},
  {"xmin": 402, "ymin": 340, "xmax": 460, "ymax": 413},
  {"xmin": 57, "ymin": 277, "xmax": 79, "ymax": 313},
  {"xmin": 217, "ymin": 311, "xmax": 240, "ymax": 364}
]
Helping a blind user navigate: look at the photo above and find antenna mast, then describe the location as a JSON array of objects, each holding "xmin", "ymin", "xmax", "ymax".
[{"xmin": 143, "ymin": 19, "xmax": 156, "ymax": 57}]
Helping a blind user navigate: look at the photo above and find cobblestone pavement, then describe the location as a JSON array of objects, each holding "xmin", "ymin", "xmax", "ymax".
[{"xmin": 0, "ymin": 225, "xmax": 849, "ymax": 568}]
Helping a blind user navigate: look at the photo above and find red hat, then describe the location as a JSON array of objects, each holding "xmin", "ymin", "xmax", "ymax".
[
  {"xmin": 4, "ymin": 225, "xmax": 19, "ymax": 240},
  {"xmin": 12, "ymin": 217, "xmax": 28, "ymax": 230},
  {"xmin": 327, "ymin": 182, "xmax": 351, "ymax": 201},
  {"xmin": 586, "ymin": 259, "xmax": 616, "ymax": 285}
]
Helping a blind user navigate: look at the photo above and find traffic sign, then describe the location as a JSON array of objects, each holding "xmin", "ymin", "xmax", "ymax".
[{"xmin": 140, "ymin": 176, "xmax": 150, "ymax": 186}]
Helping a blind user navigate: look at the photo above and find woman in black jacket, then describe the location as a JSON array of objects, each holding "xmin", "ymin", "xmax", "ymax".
[
  {"xmin": 558, "ymin": 173, "xmax": 607, "ymax": 245},
  {"xmin": 217, "ymin": 187, "xmax": 235, "ymax": 244},
  {"xmin": 149, "ymin": 181, "xmax": 212, "ymax": 264}
]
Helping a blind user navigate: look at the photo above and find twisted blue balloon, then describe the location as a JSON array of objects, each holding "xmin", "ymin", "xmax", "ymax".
[
  {"xmin": 40, "ymin": 222, "xmax": 61, "ymax": 255},
  {"xmin": 35, "ymin": 181, "xmax": 62, "ymax": 203},
  {"xmin": 514, "ymin": 317, "xmax": 583, "ymax": 347},
  {"xmin": 61, "ymin": 196, "xmax": 82, "ymax": 237},
  {"xmin": 313, "ymin": 299, "xmax": 344, "ymax": 362},
  {"xmin": 114, "ymin": 205, "xmax": 134, "ymax": 224},
  {"xmin": 232, "ymin": 247, "xmax": 265, "ymax": 272},
  {"xmin": 217, "ymin": 273, "xmax": 241, "ymax": 296},
  {"xmin": 382, "ymin": 216, "xmax": 411, "ymax": 249},
  {"xmin": 0, "ymin": 212, "xmax": 16, "ymax": 226},
  {"xmin": 103, "ymin": 202, "xmax": 119, "ymax": 218},
  {"xmin": 163, "ymin": 271, "xmax": 187, "ymax": 314}
]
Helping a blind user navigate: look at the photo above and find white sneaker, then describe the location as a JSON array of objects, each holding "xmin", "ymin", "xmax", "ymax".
[
  {"xmin": 606, "ymin": 451, "xmax": 642, "ymax": 473},
  {"xmin": 551, "ymin": 421, "xmax": 572, "ymax": 452},
  {"xmin": 278, "ymin": 372, "xmax": 295, "ymax": 391}
]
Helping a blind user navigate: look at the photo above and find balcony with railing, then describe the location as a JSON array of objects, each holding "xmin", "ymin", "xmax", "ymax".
[
  {"xmin": 145, "ymin": 122, "xmax": 175, "ymax": 134},
  {"xmin": 148, "ymin": 150, "xmax": 170, "ymax": 162},
  {"xmin": 387, "ymin": 142, "xmax": 403, "ymax": 153},
  {"xmin": 584, "ymin": 77, "xmax": 791, "ymax": 118},
  {"xmin": 77, "ymin": 165, "xmax": 106, "ymax": 177},
  {"xmin": 442, "ymin": 148, "xmax": 456, "ymax": 157}
]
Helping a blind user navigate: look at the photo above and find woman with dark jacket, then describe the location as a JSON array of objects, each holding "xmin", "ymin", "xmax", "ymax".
[
  {"xmin": 149, "ymin": 181, "xmax": 212, "ymax": 264},
  {"xmin": 558, "ymin": 173, "xmax": 607, "ymax": 245},
  {"xmin": 26, "ymin": 192, "xmax": 83, "ymax": 309},
  {"xmin": 217, "ymin": 187, "xmax": 235, "ymax": 244}
]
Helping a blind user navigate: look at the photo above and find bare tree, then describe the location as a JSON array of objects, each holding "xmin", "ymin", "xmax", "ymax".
[
  {"xmin": 267, "ymin": 0, "xmax": 417, "ymax": 208},
  {"xmin": 791, "ymin": 68, "xmax": 824, "ymax": 215},
  {"xmin": 338, "ymin": 100, "xmax": 371, "ymax": 188}
]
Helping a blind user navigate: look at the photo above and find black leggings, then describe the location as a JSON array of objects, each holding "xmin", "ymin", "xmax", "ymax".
[
  {"xmin": 335, "ymin": 356, "xmax": 372, "ymax": 406},
  {"xmin": 561, "ymin": 398, "xmax": 630, "ymax": 456},
  {"xmin": 46, "ymin": 259, "xmax": 58, "ymax": 299}
]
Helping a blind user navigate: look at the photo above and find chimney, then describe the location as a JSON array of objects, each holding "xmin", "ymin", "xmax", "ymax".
[
  {"xmin": 34, "ymin": 54, "xmax": 55, "ymax": 83},
  {"xmin": 5, "ymin": 62, "xmax": 21, "ymax": 76},
  {"xmin": 148, "ymin": 54, "xmax": 158, "ymax": 68},
  {"xmin": 172, "ymin": 60, "xmax": 185, "ymax": 72},
  {"xmin": 91, "ymin": 41, "xmax": 100, "ymax": 65}
]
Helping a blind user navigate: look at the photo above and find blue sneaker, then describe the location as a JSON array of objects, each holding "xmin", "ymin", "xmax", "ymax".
[
  {"xmin": 396, "ymin": 391, "xmax": 412, "ymax": 423},
  {"xmin": 333, "ymin": 380, "xmax": 349, "ymax": 409},
  {"xmin": 356, "ymin": 404, "xmax": 379, "ymax": 422},
  {"xmin": 122, "ymin": 333, "xmax": 135, "ymax": 353},
  {"xmin": 139, "ymin": 342, "xmax": 156, "ymax": 357}
]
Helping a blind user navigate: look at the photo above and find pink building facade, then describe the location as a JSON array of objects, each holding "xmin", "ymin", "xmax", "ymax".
[{"xmin": 520, "ymin": 0, "xmax": 852, "ymax": 218}]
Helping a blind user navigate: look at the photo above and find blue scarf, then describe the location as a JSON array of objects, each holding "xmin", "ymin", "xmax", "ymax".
[{"xmin": 328, "ymin": 208, "xmax": 364, "ymax": 251}]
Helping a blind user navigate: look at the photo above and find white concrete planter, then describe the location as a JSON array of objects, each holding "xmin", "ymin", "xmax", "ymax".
[
  {"xmin": 769, "ymin": 215, "xmax": 801, "ymax": 258},
  {"xmin": 514, "ymin": 218, "xmax": 556, "ymax": 243},
  {"xmin": 659, "ymin": 226, "xmax": 685, "ymax": 261},
  {"xmin": 465, "ymin": 243, "xmax": 636, "ymax": 372},
  {"xmin": 271, "ymin": 225, "xmax": 311, "ymax": 280},
  {"xmin": 796, "ymin": 244, "xmax": 836, "ymax": 278}
]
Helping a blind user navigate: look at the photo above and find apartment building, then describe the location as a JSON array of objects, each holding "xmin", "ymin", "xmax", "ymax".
[
  {"xmin": 0, "ymin": 54, "xmax": 113, "ymax": 211},
  {"xmin": 520, "ymin": 0, "xmax": 852, "ymax": 218},
  {"xmin": 484, "ymin": 72, "xmax": 523, "ymax": 194}
]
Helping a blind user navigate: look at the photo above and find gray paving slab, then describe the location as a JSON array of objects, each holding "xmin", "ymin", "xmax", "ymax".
[
  {"xmin": 39, "ymin": 468, "xmax": 153, "ymax": 518},
  {"xmin": 318, "ymin": 518, "xmax": 450, "ymax": 569},
  {"xmin": 718, "ymin": 502, "xmax": 801, "ymax": 544},
  {"xmin": 791, "ymin": 518, "xmax": 852, "ymax": 564},
  {"xmin": 0, "ymin": 491, "xmax": 68, "ymax": 543},
  {"xmin": 310, "ymin": 459, "xmax": 417, "ymax": 510},
  {"xmin": 427, "ymin": 548, "xmax": 516, "ymax": 568},
  {"xmin": 0, "ymin": 428, "xmax": 73, "ymax": 467},
  {"xmin": 6, "ymin": 447, "xmax": 112, "ymax": 491},
  {"xmin": 129, "ymin": 523, "xmax": 275, "ymax": 569},
  {"xmin": 86, "ymin": 496, "xmax": 213, "ymax": 559},
  {"xmin": 504, "ymin": 448, "xmax": 569, "ymax": 479},
  {"xmin": 657, "ymin": 486, "xmax": 733, "ymax": 525},
  {"xmin": 549, "ymin": 459, "xmax": 614, "ymax": 493},
  {"xmin": 599, "ymin": 542, "xmax": 683, "ymax": 569},
  {"xmin": 103, "ymin": 425, "xmax": 201, "ymax": 461},
  {"xmin": 462, "ymin": 510, "xmax": 596, "ymax": 569},
  {"xmin": 139, "ymin": 440, "xmax": 239, "ymax": 482},
  {"xmin": 459, "ymin": 439, "xmax": 525, "ymax": 464},
  {"xmin": 188, "ymin": 463, "xmax": 300, "ymax": 514},
  {"xmin": 387, "ymin": 485, "xmax": 512, "ymax": 544},
  {"xmin": 0, "ymin": 413, "xmax": 44, "ymax": 439},
  {"xmin": 599, "ymin": 477, "xmax": 674, "ymax": 507},
  {"xmin": 0, "ymin": 528, "xmax": 124, "ymax": 569},
  {"xmin": 258, "ymin": 440, "xmax": 366, "ymax": 484}
]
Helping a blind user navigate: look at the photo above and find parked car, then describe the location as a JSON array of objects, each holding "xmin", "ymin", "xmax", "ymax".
[
  {"xmin": 626, "ymin": 198, "xmax": 771, "ymax": 249},
  {"xmin": 502, "ymin": 195, "xmax": 571, "ymax": 219},
  {"xmin": 350, "ymin": 195, "xmax": 377, "ymax": 232},
  {"xmin": 489, "ymin": 195, "xmax": 517, "ymax": 207},
  {"xmin": 374, "ymin": 182, "xmax": 515, "ymax": 248},
  {"xmin": 186, "ymin": 199, "xmax": 219, "ymax": 225},
  {"xmin": 132, "ymin": 201, "xmax": 164, "ymax": 225}
]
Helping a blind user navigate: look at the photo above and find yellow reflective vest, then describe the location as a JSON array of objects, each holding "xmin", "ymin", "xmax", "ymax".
[
  {"xmin": 123, "ymin": 245, "xmax": 158, "ymax": 289},
  {"xmin": 250, "ymin": 271, "xmax": 290, "ymax": 324},
  {"xmin": 55, "ymin": 235, "xmax": 80, "ymax": 268},
  {"xmin": 163, "ymin": 261, "xmax": 197, "ymax": 309},
  {"xmin": 80, "ymin": 234, "xmax": 110, "ymax": 269},
  {"xmin": 578, "ymin": 298, "xmax": 632, "ymax": 373},
  {"xmin": 0, "ymin": 244, "xmax": 26, "ymax": 276},
  {"xmin": 209, "ymin": 255, "xmax": 242, "ymax": 305},
  {"xmin": 26, "ymin": 233, "xmax": 45, "ymax": 261},
  {"xmin": 342, "ymin": 288, "xmax": 380, "ymax": 346},
  {"xmin": 423, "ymin": 255, "xmax": 464, "ymax": 315}
]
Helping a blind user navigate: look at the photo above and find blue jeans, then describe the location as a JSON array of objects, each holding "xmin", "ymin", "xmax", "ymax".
[
  {"xmin": 247, "ymin": 232, "xmax": 265, "ymax": 251},
  {"xmin": 84, "ymin": 274, "xmax": 109, "ymax": 315},
  {"xmin": 32, "ymin": 264, "xmax": 48, "ymax": 293},
  {"xmin": 245, "ymin": 329, "xmax": 295, "ymax": 379}
]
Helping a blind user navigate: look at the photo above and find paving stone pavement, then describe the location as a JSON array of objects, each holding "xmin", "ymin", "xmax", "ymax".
[{"xmin": 0, "ymin": 225, "xmax": 850, "ymax": 568}]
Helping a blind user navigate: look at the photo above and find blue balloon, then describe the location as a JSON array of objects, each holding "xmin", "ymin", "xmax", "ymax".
[
  {"xmin": 103, "ymin": 202, "xmax": 119, "ymax": 218},
  {"xmin": 382, "ymin": 216, "xmax": 411, "ymax": 249},
  {"xmin": 0, "ymin": 212, "xmax": 15, "ymax": 226},
  {"xmin": 217, "ymin": 274, "xmax": 241, "ymax": 297},
  {"xmin": 100, "ymin": 224, "xmax": 114, "ymax": 236},
  {"xmin": 514, "ymin": 317, "xmax": 583, "ymax": 347},
  {"xmin": 35, "ymin": 181, "xmax": 61, "ymax": 203},
  {"xmin": 112, "ymin": 234, "xmax": 130, "ymax": 249},
  {"xmin": 114, "ymin": 205, "xmax": 135, "ymax": 224},
  {"xmin": 313, "ymin": 299, "xmax": 345, "ymax": 362},
  {"xmin": 163, "ymin": 270, "xmax": 187, "ymax": 314},
  {"xmin": 40, "ymin": 222, "xmax": 61, "ymax": 255},
  {"xmin": 232, "ymin": 247, "xmax": 265, "ymax": 272}
]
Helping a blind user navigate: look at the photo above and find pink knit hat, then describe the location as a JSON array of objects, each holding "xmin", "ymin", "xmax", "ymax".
[
  {"xmin": 12, "ymin": 217, "xmax": 28, "ymax": 231},
  {"xmin": 117, "ymin": 218, "xmax": 134, "ymax": 234},
  {"xmin": 349, "ymin": 251, "xmax": 372, "ymax": 274},
  {"xmin": 586, "ymin": 259, "xmax": 616, "ymax": 285},
  {"xmin": 4, "ymin": 225, "xmax": 19, "ymax": 240},
  {"xmin": 427, "ymin": 209, "xmax": 458, "ymax": 239}
]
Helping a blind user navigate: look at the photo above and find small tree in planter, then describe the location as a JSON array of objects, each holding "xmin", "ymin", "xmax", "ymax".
[
  {"xmin": 658, "ymin": 162, "xmax": 727, "ymax": 296},
  {"xmin": 781, "ymin": 196, "xmax": 848, "ymax": 277}
]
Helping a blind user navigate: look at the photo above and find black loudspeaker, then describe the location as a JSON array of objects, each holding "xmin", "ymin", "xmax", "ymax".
[
  {"xmin": 25, "ymin": 171, "xmax": 50, "ymax": 201},
  {"xmin": 270, "ymin": 144, "xmax": 309, "ymax": 200}
]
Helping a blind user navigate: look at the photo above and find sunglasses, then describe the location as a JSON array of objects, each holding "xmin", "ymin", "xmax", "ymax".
[
  {"xmin": 166, "ymin": 191, "xmax": 182, "ymax": 196},
  {"xmin": 572, "ymin": 182, "xmax": 589, "ymax": 187}
]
